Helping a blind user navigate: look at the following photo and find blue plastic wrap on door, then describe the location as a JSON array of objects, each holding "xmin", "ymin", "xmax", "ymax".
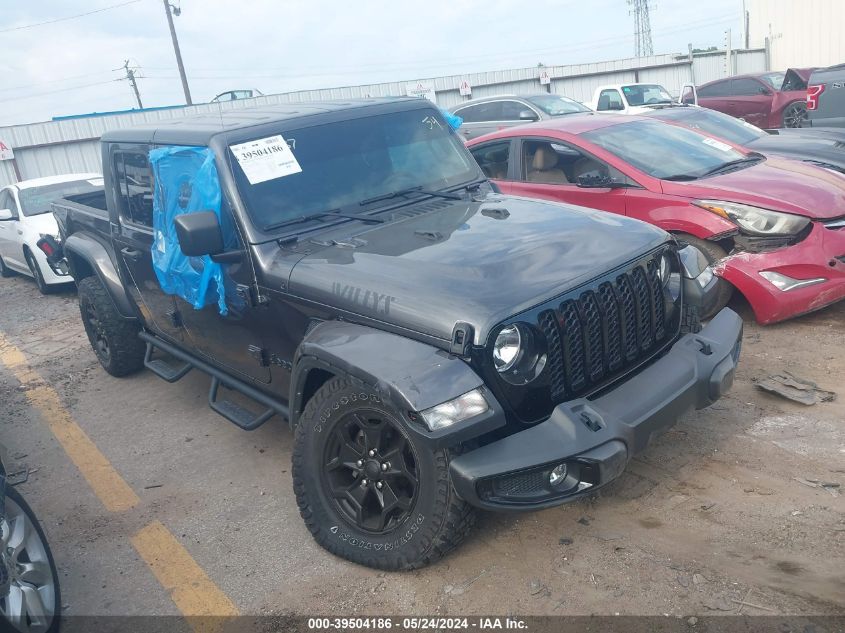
[{"xmin": 148, "ymin": 146, "xmax": 232, "ymax": 315}]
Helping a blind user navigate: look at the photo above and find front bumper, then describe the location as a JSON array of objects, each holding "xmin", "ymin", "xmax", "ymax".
[
  {"xmin": 450, "ymin": 308, "xmax": 743, "ymax": 511},
  {"xmin": 714, "ymin": 221, "xmax": 845, "ymax": 324}
]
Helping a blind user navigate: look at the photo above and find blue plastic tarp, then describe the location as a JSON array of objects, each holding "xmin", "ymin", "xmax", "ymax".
[{"xmin": 149, "ymin": 145, "xmax": 231, "ymax": 315}]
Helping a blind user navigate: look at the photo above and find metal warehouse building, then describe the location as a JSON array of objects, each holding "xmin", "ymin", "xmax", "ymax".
[
  {"xmin": 0, "ymin": 49, "xmax": 767, "ymax": 189},
  {"xmin": 746, "ymin": 0, "xmax": 845, "ymax": 70}
]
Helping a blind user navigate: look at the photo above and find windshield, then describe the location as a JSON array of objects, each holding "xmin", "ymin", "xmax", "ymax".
[
  {"xmin": 649, "ymin": 108, "xmax": 766, "ymax": 146},
  {"xmin": 621, "ymin": 84, "xmax": 674, "ymax": 106},
  {"xmin": 230, "ymin": 108, "xmax": 479, "ymax": 232},
  {"xmin": 18, "ymin": 178, "xmax": 103, "ymax": 217},
  {"xmin": 526, "ymin": 95, "xmax": 590, "ymax": 116},
  {"xmin": 583, "ymin": 119, "xmax": 749, "ymax": 180},
  {"xmin": 760, "ymin": 72, "xmax": 786, "ymax": 90}
]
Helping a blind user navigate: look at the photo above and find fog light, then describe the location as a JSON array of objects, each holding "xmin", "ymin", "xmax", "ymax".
[
  {"xmin": 549, "ymin": 464, "xmax": 568, "ymax": 487},
  {"xmin": 759, "ymin": 271, "xmax": 826, "ymax": 292},
  {"xmin": 419, "ymin": 388, "xmax": 488, "ymax": 431}
]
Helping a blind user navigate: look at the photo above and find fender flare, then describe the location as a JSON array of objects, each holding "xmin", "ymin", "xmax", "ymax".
[
  {"xmin": 289, "ymin": 321, "xmax": 505, "ymax": 447},
  {"xmin": 64, "ymin": 233, "xmax": 137, "ymax": 319}
]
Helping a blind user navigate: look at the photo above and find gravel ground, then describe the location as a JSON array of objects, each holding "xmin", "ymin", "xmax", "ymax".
[{"xmin": 0, "ymin": 274, "xmax": 843, "ymax": 618}]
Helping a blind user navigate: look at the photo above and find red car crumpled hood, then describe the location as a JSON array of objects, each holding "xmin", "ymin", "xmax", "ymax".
[{"xmin": 662, "ymin": 156, "xmax": 845, "ymax": 219}]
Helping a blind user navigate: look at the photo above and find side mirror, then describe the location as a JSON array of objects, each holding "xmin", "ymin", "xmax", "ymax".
[
  {"xmin": 758, "ymin": 86, "xmax": 772, "ymax": 95},
  {"xmin": 577, "ymin": 174, "xmax": 625, "ymax": 189},
  {"xmin": 174, "ymin": 211, "xmax": 224, "ymax": 257},
  {"xmin": 0, "ymin": 208, "xmax": 15, "ymax": 221},
  {"xmin": 518, "ymin": 109, "xmax": 538, "ymax": 121}
]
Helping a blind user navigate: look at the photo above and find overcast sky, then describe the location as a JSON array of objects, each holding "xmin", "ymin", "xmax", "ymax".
[{"xmin": 0, "ymin": 0, "xmax": 742, "ymax": 126}]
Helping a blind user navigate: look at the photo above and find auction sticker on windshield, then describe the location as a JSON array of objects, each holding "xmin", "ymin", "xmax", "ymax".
[
  {"xmin": 702, "ymin": 137, "xmax": 733, "ymax": 152},
  {"xmin": 230, "ymin": 135, "xmax": 302, "ymax": 185}
]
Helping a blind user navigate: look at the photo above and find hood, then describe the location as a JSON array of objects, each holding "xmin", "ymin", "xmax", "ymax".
[
  {"xmin": 785, "ymin": 67, "xmax": 814, "ymax": 84},
  {"xmin": 662, "ymin": 156, "xmax": 845, "ymax": 219},
  {"xmin": 22, "ymin": 212, "xmax": 60, "ymax": 237},
  {"xmin": 748, "ymin": 134, "xmax": 845, "ymax": 173},
  {"xmin": 287, "ymin": 194, "xmax": 668, "ymax": 345}
]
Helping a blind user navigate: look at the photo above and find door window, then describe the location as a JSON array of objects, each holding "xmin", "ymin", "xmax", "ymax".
[
  {"xmin": 454, "ymin": 104, "xmax": 482, "ymax": 122},
  {"xmin": 731, "ymin": 78, "xmax": 767, "ymax": 96},
  {"xmin": 113, "ymin": 149, "xmax": 154, "ymax": 228},
  {"xmin": 500, "ymin": 100, "xmax": 534, "ymax": 121},
  {"xmin": 521, "ymin": 139, "xmax": 626, "ymax": 185},
  {"xmin": 470, "ymin": 141, "xmax": 511, "ymax": 179},
  {"xmin": 596, "ymin": 89, "xmax": 624, "ymax": 111},
  {"xmin": 697, "ymin": 80, "xmax": 730, "ymax": 98}
]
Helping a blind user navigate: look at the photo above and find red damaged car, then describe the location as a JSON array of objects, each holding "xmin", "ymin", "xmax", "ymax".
[
  {"xmin": 682, "ymin": 69, "xmax": 814, "ymax": 129},
  {"xmin": 467, "ymin": 114, "xmax": 845, "ymax": 324}
]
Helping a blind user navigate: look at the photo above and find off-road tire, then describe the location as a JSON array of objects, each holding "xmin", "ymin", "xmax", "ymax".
[
  {"xmin": 77, "ymin": 276, "xmax": 145, "ymax": 377},
  {"xmin": 675, "ymin": 233, "xmax": 733, "ymax": 319},
  {"xmin": 25, "ymin": 250, "xmax": 50, "ymax": 294},
  {"xmin": 292, "ymin": 376, "xmax": 476, "ymax": 570},
  {"xmin": 0, "ymin": 255, "xmax": 15, "ymax": 278}
]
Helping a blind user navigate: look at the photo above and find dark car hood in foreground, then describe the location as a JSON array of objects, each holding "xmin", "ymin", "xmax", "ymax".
[
  {"xmin": 748, "ymin": 132, "xmax": 845, "ymax": 172},
  {"xmin": 663, "ymin": 156, "xmax": 845, "ymax": 219},
  {"xmin": 286, "ymin": 194, "xmax": 668, "ymax": 345}
]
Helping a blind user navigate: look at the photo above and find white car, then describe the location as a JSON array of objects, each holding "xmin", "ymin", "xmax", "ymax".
[
  {"xmin": 589, "ymin": 83, "xmax": 676, "ymax": 114},
  {"xmin": 0, "ymin": 173, "xmax": 103, "ymax": 293}
]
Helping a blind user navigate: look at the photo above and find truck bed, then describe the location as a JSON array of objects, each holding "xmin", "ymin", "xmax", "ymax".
[{"xmin": 52, "ymin": 189, "xmax": 111, "ymax": 242}]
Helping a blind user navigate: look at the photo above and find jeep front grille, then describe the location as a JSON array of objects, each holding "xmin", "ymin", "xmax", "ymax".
[{"xmin": 537, "ymin": 253, "xmax": 674, "ymax": 403}]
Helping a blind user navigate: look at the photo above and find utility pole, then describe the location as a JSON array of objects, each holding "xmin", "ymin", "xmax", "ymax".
[
  {"xmin": 122, "ymin": 60, "xmax": 143, "ymax": 109},
  {"xmin": 162, "ymin": 0, "xmax": 192, "ymax": 105},
  {"xmin": 628, "ymin": 0, "xmax": 654, "ymax": 57},
  {"xmin": 725, "ymin": 29, "xmax": 733, "ymax": 77}
]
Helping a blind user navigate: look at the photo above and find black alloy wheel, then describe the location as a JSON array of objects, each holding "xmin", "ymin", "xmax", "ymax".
[
  {"xmin": 783, "ymin": 101, "xmax": 807, "ymax": 128},
  {"xmin": 84, "ymin": 298, "xmax": 111, "ymax": 365},
  {"xmin": 322, "ymin": 409, "xmax": 419, "ymax": 534}
]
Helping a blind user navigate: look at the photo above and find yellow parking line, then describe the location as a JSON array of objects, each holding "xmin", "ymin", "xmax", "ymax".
[
  {"xmin": 131, "ymin": 521, "xmax": 239, "ymax": 620},
  {"xmin": 1, "ymin": 332, "xmax": 240, "ymax": 622},
  {"xmin": 0, "ymin": 334, "xmax": 140, "ymax": 512}
]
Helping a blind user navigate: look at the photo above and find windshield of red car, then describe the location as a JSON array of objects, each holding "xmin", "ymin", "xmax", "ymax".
[
  {"xmin": 229, "ymin": 108, "xmax": 480, "ymax": 232},
  {"xmin": 649, "ymin": 108, "xmax": 766, "ymax": 146},
  {"xmin": 582, "ymin": 119, "xmax": 749, "ymax": 180},
  {"xmin": 760, "ymin": 72, "xmax": 786, "ymax": 90},
  {"xmin": 526, "ymin": 95, "xmax": 591, "ymax": 116},
  {"xmin": 18, "ymin": 178, "xmax": 103, "ymax": 217}
]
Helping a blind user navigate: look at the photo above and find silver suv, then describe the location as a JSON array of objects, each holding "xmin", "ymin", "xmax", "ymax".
[
  {"xmin": 451, "ymin": 94, "xmax": 591, "ymax": 140},
  {"xmin": 806, "ymin": 64, "xmax": 845, "ymax": 128}
]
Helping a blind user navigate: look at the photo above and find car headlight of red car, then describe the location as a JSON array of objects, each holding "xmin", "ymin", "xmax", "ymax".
[{"xmin": 694, "ymin": 200, "xmax": 810, "ymax": 236}]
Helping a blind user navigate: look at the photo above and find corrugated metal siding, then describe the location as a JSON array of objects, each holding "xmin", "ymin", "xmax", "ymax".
[
  {"xmin": 748, "ymin": 0, "xmax": 845, "ymax": 70},
  {"xmin": 0, "ymin": 50, "xmax": 766, "ymax": 189}
]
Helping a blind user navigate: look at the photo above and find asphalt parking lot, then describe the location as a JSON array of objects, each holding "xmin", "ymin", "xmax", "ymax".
[{"xmin": 1, "ymin": 274, "xmax": 843, "ymax": 619}]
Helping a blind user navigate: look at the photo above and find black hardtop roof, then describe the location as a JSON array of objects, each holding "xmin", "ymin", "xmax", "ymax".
[{"xmin": 101, "ymin": 97, "xmax": 433, "ymax": 146}]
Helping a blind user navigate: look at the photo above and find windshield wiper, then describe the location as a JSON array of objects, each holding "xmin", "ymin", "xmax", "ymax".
[
  {"xmin": 359, "ymin": 186, "xmax": 462, "ymax": 206},
  {"xmin": 702, "ymin": 153, "xmax": 764, "ymax": 177},
  {"xmin": 263, "ymin": 208, "xmax": 384, "ymax": 232},
  {"xmin": 662, "ymin": 174, "xmax": 699, "ymax": 181}
]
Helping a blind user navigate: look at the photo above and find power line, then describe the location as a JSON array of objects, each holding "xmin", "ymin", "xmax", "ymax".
[
  {"xmin": 0, "ymin": 0, "xmax": 141, "ymax": 34},
  {"xmin": 0, "ymin": 80, "xmax": 119, "ymax": 104},
  {"xmin": 0, "ymin": 70, "xmax": 118, "ymax": 93}
]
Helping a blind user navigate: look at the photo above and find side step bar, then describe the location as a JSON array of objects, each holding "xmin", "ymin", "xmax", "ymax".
[{"xmin": 139, "ymin": 331, "xmax": 289, "ymax": 431}]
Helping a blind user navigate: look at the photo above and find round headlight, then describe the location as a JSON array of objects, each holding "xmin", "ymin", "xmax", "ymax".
[{"xmin": 493, "ymin": 325, "xmax": 522, "ymax": 372}]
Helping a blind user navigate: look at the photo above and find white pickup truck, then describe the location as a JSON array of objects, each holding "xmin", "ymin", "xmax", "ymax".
[{"xmin": 589, "ymin": 83, "xmax": 677, "ymax": 114}]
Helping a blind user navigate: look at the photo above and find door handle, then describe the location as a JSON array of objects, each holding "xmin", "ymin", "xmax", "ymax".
[{"xmin": 121, "ymin": 247, "xmax": 142, "ymax": 261}]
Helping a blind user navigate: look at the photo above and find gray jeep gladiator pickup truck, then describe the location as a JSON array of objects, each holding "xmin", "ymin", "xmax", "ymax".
[{"xmin": 44, "ymin": 97, "xmax": 742, "ymax": 570}]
